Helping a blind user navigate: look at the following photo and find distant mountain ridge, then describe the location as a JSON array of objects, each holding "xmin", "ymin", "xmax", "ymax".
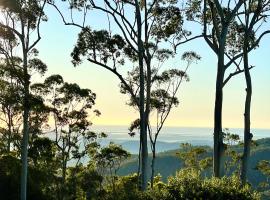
[
  {"xmin": 100, "ymin": 139, "xmax": 213, "ymax": 154},
  {"xmin": 120, "ymin": 141, "xmax": 180, "ymax": 154}
]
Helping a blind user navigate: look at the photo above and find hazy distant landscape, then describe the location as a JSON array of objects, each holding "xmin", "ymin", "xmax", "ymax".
[{"xmin": 95, "ymin": 125, "xmax": 270, "ymax": 153}]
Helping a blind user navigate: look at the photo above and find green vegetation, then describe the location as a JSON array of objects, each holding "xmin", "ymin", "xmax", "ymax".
[
  {"xmin": 119, "ymin": 138, "xmax": 270, "ymax": 188},
  {"xmin": 0, "ymin": 154, "xmax": 261, "ymax": 200},
  {"xmin": 99, "ymin": 170, "xmax": 260, "ymax": 200},
  {"xmin": 0, "ymin": 0, "xmax": 269, "ymax": 199}
]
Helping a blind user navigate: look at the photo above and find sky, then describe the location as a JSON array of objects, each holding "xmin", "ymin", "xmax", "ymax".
[{"xmin": 34, "ymin": 3, "xmax": 270, "ymax": 129}]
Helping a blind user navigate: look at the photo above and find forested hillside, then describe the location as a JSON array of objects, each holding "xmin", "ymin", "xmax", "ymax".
[{"xmin": 119, "ymin": 138, "xmax": 270, "ymax": 188}]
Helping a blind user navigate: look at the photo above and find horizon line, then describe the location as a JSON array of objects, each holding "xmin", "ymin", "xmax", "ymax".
[{"xmin": 92, "ymin": 124, "xmax": 270, "ymax": 130}]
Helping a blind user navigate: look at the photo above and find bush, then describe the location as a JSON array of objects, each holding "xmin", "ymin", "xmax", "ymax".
[
  {"xmin": 101, "ymin": 173, "xmax": 146, "ymax": 200},
  {"xmin": 100, "ymin": 169, "xmax": 260, "ymax": 200},
  {"xmin": 163, "ymin": 168, "xmax": 260, "ymax": 200}
]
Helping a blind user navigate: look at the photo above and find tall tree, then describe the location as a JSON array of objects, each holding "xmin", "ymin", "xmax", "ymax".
[
  {"xmin": 0, "ymin": 61, "xmax": 23, "ymax": 153},
  {"xmin": 234, "ymin": 0, "xmax": 270, "ymax": 183},
  {"xmin": 182, "ymin": 0, "xmax": 270, "ymax": 179},
  {"xmin": 32, "ymin": 74, "xmax": 102, "ymax": 199},
  {"xmin": 49, "ymin": 0, "xmax": 185, "ymax": 190},
  {"xmin": 126, "ymin": 51, "xmax": 200, "ymax": 187},
  {"xmin": 0, "ymin": 1, "xmax": 47, "ymax": 199},
  {"xmin": 179, "ymin": 0, "xmax": 251, "ymax": 177},
  {"xmin": 202, "ymin": 0, "xmax": 244, "ymax": 178}
]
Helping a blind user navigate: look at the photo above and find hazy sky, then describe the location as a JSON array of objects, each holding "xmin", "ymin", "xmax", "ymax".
[{"xmin": 35, "ymin": 5, "xmax": 270, "ymax": 129}]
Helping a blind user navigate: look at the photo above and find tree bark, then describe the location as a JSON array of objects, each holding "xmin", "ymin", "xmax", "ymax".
[
  {"xmin": 20, "ymin": 48, "xmax": 30, "ymax": 200},
  {"xmin": 150, "ymin": 145, "xmax": 156, "ymax": 188},
  {"xmin": 213, "ymin": 31, "xmax": 227, "ymax": 177},
  {"xmin": 213, "ymin": 66, "xmax": 224, "ymax": 177},
  {"xmin": 241, "ymin": 32, "xmax": 252, "ymax": 184},
  {"xmin": 61, "ymin": 151, "xmax": 67, "ymax": 200},
  {"xmin": 135, "ymin": 0, "xmax": 148, "ymax": 190}
]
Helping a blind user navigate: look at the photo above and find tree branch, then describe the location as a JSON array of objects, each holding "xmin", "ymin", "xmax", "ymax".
[{"xmin": 223, "ymin": 66, "xmax": 254, "ymax": 88}]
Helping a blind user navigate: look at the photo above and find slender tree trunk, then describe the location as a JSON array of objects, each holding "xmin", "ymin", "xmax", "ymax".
[
  {"xmin": 143, "ymin": 0, "xmax": 152, "ymax": 189},
  {"xmin": 144, "ymin": 57, "xmax": 151, "ymax": 189},
  {"xmin": 137, "ymin": 138, "xmax": 142, "ymax": 185},
  {"xmin": 241, "ymin": 33, "xmax": 252, "ymax": 184},
  {"xmin": 7, "ymin": 108, "xmax": 12, "ymax": 152},
  {"xmin": 20, "ymin": 49, "xmax": 30, "ymax": 200},
  {"xmin": 60, "ymin": 163, "xmax": 67, "ymax": 200},
  {"xmin": 139, "ymin": 47, "xmax": 148, "ymax": 191},
  {"xmin": 60, "ymin": 148, "xmax": 67, "ymax": 200},
  {"xmin": 150, "ymin": 145, "xmax": 156, "ymax": 188},
  {"xmin": 135, "ymin": 0, "xmax": 148, "ymax": 190},
  {"xmin": 213, "ymin": 75, "xmax": 224, "ymax": 177},
  {"xmin": 213, "ymin": 41, "xmax": 226, "ymax": 177}
]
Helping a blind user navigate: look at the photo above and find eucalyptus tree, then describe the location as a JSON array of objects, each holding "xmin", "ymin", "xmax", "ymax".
[
  {"xmin": 0, "ymin": 12, "xmax": 23, "ymax": 154},
  {"xmin": 178, "ymin": 0, "xmax": 250, "ymax": 177},
  {"xmin": 126, "ymin": 51, "xmax": 200, "ymax": 187},
  {"xmin": 210, "ymin": 0, "xmax": 270, "ymax": 182},
  {"xmin": 0, "ymin": 58, "xmax": 49, "ymax": 156},
  {"xmin": 0, "ymin": 1, "xmax": 48, "ymax": 199},
  {"xmin": 232, "ymin": 0, "xmax": 270, "ymax": 183},
  {"xmin": 49, "ymin": 0, "xmax": 185, "ymax": 190},
  {"xmin": 92, "ymin": 142, "xmax": 130, "ymax": 193},
  {"xmin": 199, "ymin": 0, "xmax": 245, "ymax": 178},
  {"xmin": 0, "ymin": 61, "xmax": 23, "ymax": 153},
  {"xmin": 32, "ymin": 74, "xmax": 103, "ymax": 199},
  {"xmin": 181, "ymin": 0, "xmax": 270, "ymax": 179},
  {"xmin": 177, "ymin": 143, "xmax": 212, "ymax": 172}
]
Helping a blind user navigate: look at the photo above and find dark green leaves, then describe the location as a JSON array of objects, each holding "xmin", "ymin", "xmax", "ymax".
[
  {"xmin": 28, "ymin": 58, "xmax": 47, "ymax": 76},
  {"xmin": 181, "ymin": 51, "xmax": 201, "ymax": 63},
  {"xmin": 71, "ymin": 27, "xmax": 128, "ymax": 66},
  {"xmin": 151, "ymin": 4, "xmax": 183, "ymax": 40}
]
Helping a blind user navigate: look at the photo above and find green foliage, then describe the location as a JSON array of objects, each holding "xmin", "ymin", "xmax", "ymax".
[
  {"xmin": 222, "ymin": 128, "xmax": 242, "ymax": 176},
  {"xmin": 177, "ymin": 143, "xmax": 212, "ymax": 171},
  {"xmin": 102, "ymin": 174, "xmax": 145, "ymax": 200},
  {"xmin": 28, "ymin": 137, "xmax": 57, "ymax": 168},
  {"xmin": 120, "ymin": 138, "xmax": 270, "ymax": 191},
  {"xmin": 99, "ymin": 169, "xmax": 260, "ymax": 200},
  {"xmin": 256, "ymin": 160, "xmax": 270, "ymax": 177},
  {"xmin": 71, "ymin": 27, "xmax": 128, "ymax": 66},
  {"xmin": 78, "ymin": 167, "xmax": 104, "ymax": 200},
  {"xmin": 0, "ymin": 155, "xmax": 54, "ymax": 200},
  {"xmin": 256, "ymin": 160, "xmax": 270, "ymax": 194},
  {"xmin": 151, "ymin": 4, "xmax": 183, "ymax": 40},
  {"xmin": 93, "ymin": 143, "xmax": 130, "ymax": 173},
  {"xmin": 164, "ymin": 168, "xmax": 260, "ymax": 200}
]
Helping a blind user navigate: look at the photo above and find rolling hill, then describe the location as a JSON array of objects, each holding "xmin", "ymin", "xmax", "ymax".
[{"xmin": 118, "ymin": 138, "xmax": 270, "ymax": 188}]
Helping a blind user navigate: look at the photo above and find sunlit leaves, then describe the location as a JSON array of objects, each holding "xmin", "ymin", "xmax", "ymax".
[
  {"xmin": 177, "ymin": 143, "xmax": 211, "ymax": 171},
  {"xmin": 256, "ymin": 160, "xmax": 270, "ymax": 177}
]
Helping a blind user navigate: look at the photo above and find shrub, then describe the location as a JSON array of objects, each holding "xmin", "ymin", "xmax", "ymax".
[
  {"xmin": 100, "ymin": 169, "xmax": 260, "ymax": 200},
  {"xmin": 163, "ymin": 168, "xmax": 260, "ymax": 200}
]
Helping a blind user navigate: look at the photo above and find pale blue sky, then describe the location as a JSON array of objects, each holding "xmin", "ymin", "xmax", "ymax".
[{"xmin": 35, "ymin": 4, "xmax": 270, "ymax": 129}]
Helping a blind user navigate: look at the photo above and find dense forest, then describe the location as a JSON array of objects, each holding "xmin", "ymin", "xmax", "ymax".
[{"xmin": 0, "ymin": 0, "xmax": 269, "ymax": 200}]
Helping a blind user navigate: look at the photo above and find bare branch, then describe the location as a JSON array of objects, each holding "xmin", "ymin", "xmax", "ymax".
[{"xmin": 223, "ymin": 66, "xmax": 254, "ymax": 87}]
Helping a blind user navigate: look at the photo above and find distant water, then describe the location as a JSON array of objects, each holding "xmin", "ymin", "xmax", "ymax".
[
  {"xmin": 92, "ymin": 125, "xmax": 270, "ymax": 147},
  {"xmin": 66, "ymin": 125, "xmax": 269, "ymax": 163}
]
